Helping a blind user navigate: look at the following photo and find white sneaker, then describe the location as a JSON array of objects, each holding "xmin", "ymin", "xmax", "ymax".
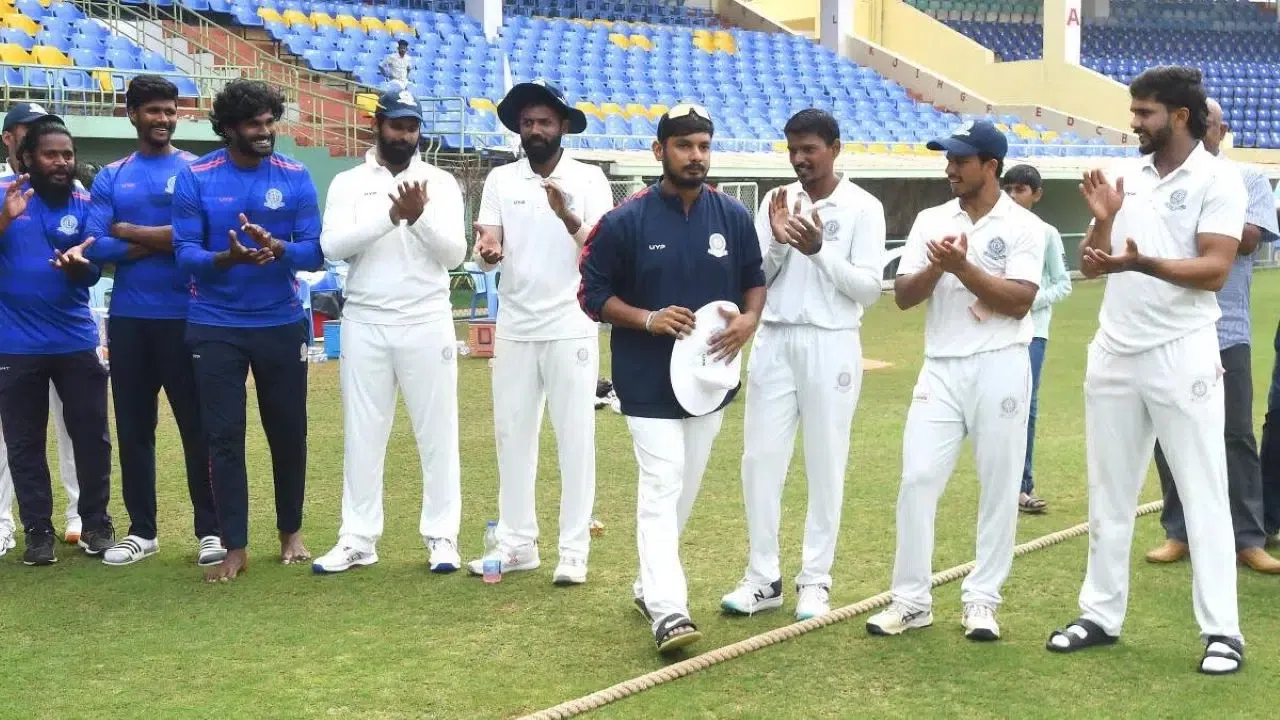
[
  {"xmin": 102, "ymin": 535, "xmax": 159, "ymax": 566},
  {"xmin": 795, "ymin": 584, "xmax": 831, "ymax": 620},
  {"xmin": 866, "ymin": 602, "xmax": 934, "ymax": 636},
  {"xmin": 197, "ymin": 535, "xmax": 227, "ymax": 567},
  {"xmin": 552, "ymin": 555, "xmax": 587, "ymax": 585},
  {"xmin": 962, "ymin": 603, "xmax": 1000, "ymax": 641},
  {"xmin": 63, "ymin": 516, "xmax": 82, "ymax": 545},
  {"xmin": 0, "ymin": 527, "xmax": 15, "ymax": 557},
  {"xmin": 426, "ymin": 537, "xmax": 460, "ymax": 574},
  {"xmin": 312, "ymin": 544, "xmax": 379, "ymax": 574},
  {"xmin": 466, "ymin": 543, "xmax": 540, "ymax": 576},
  {"xmin": 720, "ymin": 579, "xmax": 784, "ymax": 615}
]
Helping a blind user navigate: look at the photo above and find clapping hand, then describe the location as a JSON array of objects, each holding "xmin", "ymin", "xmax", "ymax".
[
  {"xmin": 472, "ymin": 223, "xmax": 503, "ymax": 264},
  {"xmin": 1, "ymin": 174, "xmax": 32, "ymax": 221},
  {"xmin": 1082, "ymin": 237, "xmax": 1139, "ymax": 275},
  {"xmin": 237, "ymin": 213, "xmax": 282, "ymax": 261},
  {"xmin": 50, "ymin": 236, "xmax": 95, "ymax": 273},
  {"xmin": 1080, "ymin": 169, "xmax": 1125, "ymax": 223},
  {"xmin": 926, "ymin": 233, "xmax": 969, "ymax": 274},
  {"xmin": 389, "ymin": 181, "xmax": 427, "ymax": 225}
]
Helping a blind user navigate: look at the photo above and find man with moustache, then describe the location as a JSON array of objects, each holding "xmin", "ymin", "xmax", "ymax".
[
  {"xmin": 313, "ymin": 89, "xmax": 467, "ymax": 575},
  {"xmin": 0, "ymin": 103, "xmax": 81, "ymax": 554},
  {"xmin": 867, "ymin": 120, "xmax": 1042, "ymax": 642},
  {"xmin": 579, "ymin": 105, "xmax": 765, "ymax": 653},
  {"xmin": 1046, "ymin": 67, "xmax": 1244, "ymax": 675},
  {"xmin": 721, "ymin": 109, "xmax": 885, "ymax": 621},
  {"xmin": 84, "ymin": 75, "xmax": 223, "ymax": 568},
  {"xmin": 0, "ymin": 122, "xmax": 115, "ymax": 566},
  {"xmin": 466, "ymin": 80, "xmax": 613, "ymax": 585},
  {"xmin": 173, "ymin": 79, "xmax": 325, "ymax": 582}
]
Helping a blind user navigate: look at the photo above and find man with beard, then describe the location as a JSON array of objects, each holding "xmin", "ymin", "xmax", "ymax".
[
  {"xmin": 579, "ymin": 105, "xmax": 765, "ymax": 653},
  {"xmin": 0, "ymin": 121, "xmax": 115, "ymax": 565},
  {"xmin": 866, "ymin": 120, "xmax": 1042, "ymax": 642},
  {"xmin": 1147, "ymin": 98, "xmax": 1280, "ymax": 573},
  {"xmin": 0, "ymin": 103, "xmax": 81, "ymax": 554},
  {"xmin": 173, "ymin": 79, "xmax": 324, "ymax": 582},
  {"xmin": 313, "ymin": 89, "xmax": 467, "ymax": 574},
  {"xmin": 84, "ymin": 75, "xmax": 223, "ymax": 568},
  {"xmin": 1046, "ymin": 67, "xmax": 1245, "ymax": 675},
  {"xmin": 721, "ymin": 109, "xmax": 884, "ymax": 621},
  {"xmin": 466, "ymin": 80, "xmax": 612, "ymax": 585}
]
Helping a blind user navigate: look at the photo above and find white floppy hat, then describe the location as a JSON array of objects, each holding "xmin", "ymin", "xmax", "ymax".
[{"xmin": 669, "ymin": 300, "xmax": 744, "ymax": 417}]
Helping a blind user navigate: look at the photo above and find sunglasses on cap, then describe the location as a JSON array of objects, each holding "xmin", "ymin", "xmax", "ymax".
[{"xmin": 664, "ymin": 103, "xmax": 712, "ymax": 122}]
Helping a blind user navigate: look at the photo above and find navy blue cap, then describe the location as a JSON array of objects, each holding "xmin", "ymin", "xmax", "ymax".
[
  {"xmin": 497, "ymin": 79, "xmax": 588, "ymax": 135},
  {"xmin": 3, "ymin": 102, "xmax": 61, "ymax": 132},
  {"xmin": 375, "ymin": 88, "xmax": 423, "ymax": 122},
  {"xmin": 927, "ymin": 120, "xmax": 1008, "ymax": 159}
]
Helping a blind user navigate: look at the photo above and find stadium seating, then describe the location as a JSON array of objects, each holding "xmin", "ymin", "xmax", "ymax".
[
  {"xmin": 935, "ymin": 0, "xmax": 1280, "ymax": 148},
  {"xmin": 0, "ymin": 0, "xmax": 199, "ymax": 96},
  {"xmin": 500, "ymin": 0, "xmax": 716, "ymax": 27}
]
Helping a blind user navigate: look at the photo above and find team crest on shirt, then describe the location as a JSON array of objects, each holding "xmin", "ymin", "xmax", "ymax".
[
  {"xmin": 57, "ymin": 214, "xmax": 78, "ymax": 236},
  {"xmin": 985, "ymin": 237, "xmax": 1007, "ymax": 261},
  {"xmin": 823, "ymin": 219, "xmax": 839, "ymax": 237},
  {"xmin": 442, "ymin": 345, "xmax": 454, "ymax": 362},
  {"xmin": 576, "ymin": 346, "xmax": 590, "ymax": 366},
  {"xmin": 1191, "ymin": 379, "xmax": 1208, "ymax": 400},
  {"xmin": 1166, "ymin": 189, "xmax": 1188, "ymax": 211},
  {"xmin": 707, "ymin": 233, "xmax": 728, "ymax": 258},
  {"xmin": 1000, "ymin": 396, "xmax": 1019, "ymax": 417},
  {"xmin": 265, "ymin": 188, "xmax": 284, "ymax": 210},
  {"xmin": 836, "ymin": 371, "xmax": 853, "ymax": 393},
  {"xmin": 165, "ymin": 175, "xmax": 176, "ymax": 194}
]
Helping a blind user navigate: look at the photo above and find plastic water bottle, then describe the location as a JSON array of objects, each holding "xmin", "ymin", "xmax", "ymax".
[{"xmin": 482, "ymin": 520, "xmax": 502, "ymax": 584}]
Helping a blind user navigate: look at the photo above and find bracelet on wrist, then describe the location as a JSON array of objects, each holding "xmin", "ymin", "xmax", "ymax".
[{"xmin": 643, "ymin": 311, "xmax": 656, "ymax": 333}]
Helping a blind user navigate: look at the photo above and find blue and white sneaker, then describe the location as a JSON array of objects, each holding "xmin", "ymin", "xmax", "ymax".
[
  {"xmin": 720, "ymin": 579, "xmax": 784, "ymax": 615},
  {"xmin": 795, "ymin": 584, "xmax": 831, "ymax": 620},
  {"xmin": 866, "ymin": 602, "xmax": 933, "ymax": 636},
  {"xmin": 312, "ymin": 544, "xmax": 378, "ymax": 574},
  {"xmin": 426, "ymin": 537, "xmax": 460, "ymax": 573}
]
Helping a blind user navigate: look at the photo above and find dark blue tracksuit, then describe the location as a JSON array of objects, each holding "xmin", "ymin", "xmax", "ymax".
[
  {"xmin": 172, "ymin": 149, "xmax": 324, "ymax": 551},
  {"xmin": 577, "ymin": 183, "xmax": 766, "ymax": 418}
]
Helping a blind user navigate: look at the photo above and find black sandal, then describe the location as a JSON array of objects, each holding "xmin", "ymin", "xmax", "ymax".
[
  {"xmin": 1200, "ymin": 635, "xmax": 1244, "ymax": 675},
  {"xmin": 1019, "ymin": 494, "xmax": 1048, "ymax": 514},
  {"xmin": 1046, "ymin": 618, "xmax": 1118, "ymax": 653},
  {"xmin": 654, "ymin": 613, "xmax": 702, "ymax": 654}
]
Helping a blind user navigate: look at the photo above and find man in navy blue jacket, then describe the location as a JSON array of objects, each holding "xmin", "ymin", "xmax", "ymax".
[
  {"xmin": 579, "ymin": 105, "xmax": 765, "ymax": 653},
  {"xmin": 0, "ymin": 122, "xmax": 114, "ymax": 566},
  {"xmin": 173, "ymin": 79, "xmax": 324, "ymax": 582}
]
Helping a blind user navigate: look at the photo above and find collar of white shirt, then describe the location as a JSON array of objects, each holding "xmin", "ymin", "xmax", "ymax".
[
  {"xmin": 515, "ymin": 154, "xmax": 575, "ymax": 182},
  {"xmin": 793, "ymin": 174, "xmax": 858, "ymax": 209},
  {"xmin": 1138, "ymin": 140, "xmax": 1214, "ymax": 181},
  {"xmin": 942, "ymin": 188, "xmax": 1019, "ymax": 221},
  {"xmin": 362, "ymin": 145, "xmax": 423, "ymax": 178}
]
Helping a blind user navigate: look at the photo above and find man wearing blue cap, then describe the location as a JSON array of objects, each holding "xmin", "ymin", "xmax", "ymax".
[
  {"xmin": 314, "ymin": 89, "xmax": 467, "ymax": 575},
  {"xmin": 867, "ymin": 119, "xmax": 1044, "ymax": 642}
]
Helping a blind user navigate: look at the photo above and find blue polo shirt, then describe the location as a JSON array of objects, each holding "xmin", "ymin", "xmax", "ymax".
[
  {"xmin": 0, "ymin": 180, "xmax": 102, "ymax": 354},
  {"xmin": 172, "ymin": 148, "xmax": 324, "ymax": 328},
  {"xmin": 578, "ymin": 182, "xmax": 765, "ymax": 419}
]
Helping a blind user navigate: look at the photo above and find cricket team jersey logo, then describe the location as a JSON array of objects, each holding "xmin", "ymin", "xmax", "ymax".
[
  {"xmin": 441, "ymin": 345, "xmax": 454, "ymax": 362},
  {"xmin": 265, "ymin": 188, "xmax": 285, "ymax": 210},
  {"xmin": 57, "ymin": 214, "xmax": 78, "ymax": 236},
  {"xmin": 985, "ymin": 237, "xmax": 1007, "ymax": 262},
  {"xmin": 165, "ymin": 175, "xmax": 176, "ymax": 194},
  {"xmin": 1192, "ymin": 379, "xmax": 1208, "ymax": 399},
  {"xmin": 836, "ymin": 371, "xmax": 852, "ymax": 392},
  {"xmin": 823, "ymin": 219, "xmax": 839, "ymax": 237},
  {"xmin": 1166, "ymin": 189, "xmax": 1188, "ymax": 212},
  {"xmin": 707, "ymin": 233, "xmax": 728, "ymax": 258},
  {"xmin": 576, "ymin": 346, "xmax": 589, "ymax": 366},
  {"xmin": 1000, "ymin": 396, "xmax": 1019, "ymax": 417}
]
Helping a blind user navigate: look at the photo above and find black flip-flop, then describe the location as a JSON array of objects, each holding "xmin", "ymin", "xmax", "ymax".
[
  {"xmin": 655, "ymin": 613, "xmax": 701, "ymax": 654},
  {"xmin": 1200, "ymin": 635, "xmax": 1244, "ymax": 675},
  {"xmin": 1046, "ymin": 618, "xmax": 1118, "ymax": 653}
]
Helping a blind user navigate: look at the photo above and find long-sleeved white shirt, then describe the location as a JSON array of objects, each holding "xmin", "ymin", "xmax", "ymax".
[
  {"xmin": 320, "ymin": 148, "xmax": 467, "ymax": 325},
  {"xmin": 755, "ymin": 176, "xmax": 886, "ymax": 330}
]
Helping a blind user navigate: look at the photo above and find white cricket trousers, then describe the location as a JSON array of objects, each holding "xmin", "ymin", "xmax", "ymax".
[
  {"xmin": 892, "ymin": 344, "xmax": 1031, "ymax": 611},
  {"xmin": 1080, "ymin": 326, "xmax": 1241, "ymax": 641},
  {"xmin": 0, "ymin": 382, "xmax": 80, "ymax": 534},
  {"xmin": 337, "ymin": 319, "xmax": 461, "ymax": 551},
  {"xmin": 742, "ymin": 323, "xmax": 863, "ymax": 589},
  {"xmin": 629, "ymin": 411, "xmax": 725, "ymax": 629},
  {"xmin": 492, "ymin": 335, "xmax": 598, "ymax": 559}
]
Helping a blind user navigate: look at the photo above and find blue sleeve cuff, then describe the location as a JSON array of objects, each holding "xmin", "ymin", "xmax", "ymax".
[
  {"xmin": 86, "ymin": 236, "xmax": 132, "ymax": 264},
  {"xmin": 281, "ymin": 240, "xmax": 324, "ymax": 272}
]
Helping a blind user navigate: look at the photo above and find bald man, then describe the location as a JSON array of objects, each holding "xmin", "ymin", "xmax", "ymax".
[{"xmin": 1150, "ymin": 98, "xmax": 1280, "ymax": 572}]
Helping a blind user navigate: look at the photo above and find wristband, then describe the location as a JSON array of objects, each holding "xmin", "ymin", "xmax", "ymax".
[{"xmin": 643, "ymin": 311, "xmax": 657, "ymax": 333}]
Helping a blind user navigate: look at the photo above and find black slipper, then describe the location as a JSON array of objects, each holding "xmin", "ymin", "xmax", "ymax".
[
  {"xmin": 654, "ymin": 613, "xmax": 701, "ymax": 654},
  {"xmin": 1200, "ymin": 635, "xmax": 1244, "ymax": 675},
  {"xmin": 1046, "ymin": 618, "xmax": 1118, "ymax": 653}
]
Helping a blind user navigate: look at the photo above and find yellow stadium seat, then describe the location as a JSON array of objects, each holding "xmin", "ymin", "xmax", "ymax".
[
  {"xmin": 360, "ymin": 16, "xmax": 385, "ymax": 32},
  {"xmin": 599, "ymin": 102, "xmax": 625, "ymax": 118},
  {"xmin": 0, "ymin": 42, "xmax": 29, "ymax": 63},
  {"xmin": 575, "ymin": 101, "xmax": 603, "ymax": 119},
  {"xmin": 281, "ymin": 9, "xmax": 310, "ymax": 27},
  {"xmin": 647, "ymin": 103, "xmax": 668, "ymax": 120},
  {"xmin": 608, "ymin": 32, "xmax": 628, "ymax": 49},
  {"xmin": 625, "ymin": 103, "xmax": 648, "ymax": 119},
  {"xmin": 37, "ymin": 0, "xmax": 51, "ymax": 6},
  {"xmin": 385, "ymin": 18, "xmax": 412, "ymax": 35},
  {"xmin": 1041, "ymin": 130, "xmax": 1060, "ymax": 142},
  {"xmin": 334, "ymin": 13, "xmax": 360, "ymax": 30},
  {"xmin": 92, "ymin": 69, "xmax": 112, "ymax": 92},
  {"xmin": 994, "ymin": 122, "xmax": 1010, "ymax": 132},
  {"xmin": 5, "ymin": 13, "xmax": 38, "ymax": 35},
  {"xmin": 693, "ymin": 28, "xmax": 711, "ymax": 38},
  {"xmin": 31, "ymin": 45, "xmax": 69, "ymax": 65},
  {"xmin": 630, "ymin": 34, "xmax": 652, "ymax": 50},
  {"xmin": 469, "ymin": 97, "xmax": 496, "ymax": 113},
  {"xmin": 0, "ymin": 5, "xmax": 13, "ymax": 18},
  {"xmin": 355, "ymin": 93, "xmax": 379, "ymax": 113},
  {"xmin": 772, "ymin": 140, "xmax": 787, "ymax": 153},
  {"xmin": 310, "ymin": 12, "xmax": 335, "ymax": 27},
  {"xmin": 258, "ymin": 7, "xmax": 283, "ymax": 24},
  {"xmin": 891, "ymin": 143, "xmax": 913, "ymax": 154},
  {"xmin": 867, "ymin": 143, "xmax": 889, "ymax": 154},
  {"xmin": 842, "ymin": 142, "xmax": 860, "ymax": 153}
]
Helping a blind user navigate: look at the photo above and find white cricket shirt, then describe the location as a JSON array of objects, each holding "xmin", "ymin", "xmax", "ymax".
[
  {"xmin": 1094, "ymin": 143, "xmax": 1246, "ymax": 355},
  {"xmin": 476, "ymin": 154, "xmax": 613, "ymax": 341},
  {"xmin": 755, "ymin": 176, "xmax": 886, "ymax": 330},
  {"xmin": 319, "ymin": 147, "xmax": 467, "ymax": 325},
  {"xmin": 898, "ymin": 192, "xmax": 1044, "ymax": 358},
  {"xmin": 382, "ymin": 52, "xmax": 412, "ymax": 83}
]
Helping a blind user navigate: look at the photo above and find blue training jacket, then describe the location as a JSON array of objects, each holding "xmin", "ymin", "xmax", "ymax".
[{"xmin": 578, "ymin": 182, "xmax": 765, "ymax": 419}]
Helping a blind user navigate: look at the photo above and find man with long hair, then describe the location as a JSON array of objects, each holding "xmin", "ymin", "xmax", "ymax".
[{"xmin": 173, "ymin": 79, "xmax": 324, "ymax": 582}]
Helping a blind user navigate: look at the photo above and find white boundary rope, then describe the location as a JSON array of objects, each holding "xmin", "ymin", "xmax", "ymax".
[{"xmin": 520, "ymin": 500, "xmax": 1165, "ymax": 720}]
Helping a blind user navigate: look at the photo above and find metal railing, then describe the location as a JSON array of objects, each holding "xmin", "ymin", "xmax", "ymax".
[{"xmin": 0, "ymin": 62, "xmax": 253, "ymax": 116}]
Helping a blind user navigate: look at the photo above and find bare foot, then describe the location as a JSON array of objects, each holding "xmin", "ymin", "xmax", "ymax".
[
  {"xmin": 280, "ymin": 532, "xmax": 310, "ymax": 564},
  {"xmin": 205, "ymin": 549, "xmax": 247, "ymax": 583}
]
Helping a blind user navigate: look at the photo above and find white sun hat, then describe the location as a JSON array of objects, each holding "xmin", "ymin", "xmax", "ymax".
[{"xmin": 669, "ymin": 300, "xmax": 745, "ymax": 417}]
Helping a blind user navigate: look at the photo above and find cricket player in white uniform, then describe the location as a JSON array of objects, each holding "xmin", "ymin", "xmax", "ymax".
[
  {"xmin": 312, "ymin": 89, "xmax": 467, "ymax": 574},
  {"xmin": 1045, "ymin": 66, "xmax": 1245, "ymax": 676},
  {"xmin": 468, "ymin": 81, "xmax": 612, "ymax": 585},
  {"xmin": 721, "ymin": 109, "xmax": 885, "ymax": 621},
  {"xmin": 866, "ymin": 120, "xmax": 1043, "ymax": 642}
]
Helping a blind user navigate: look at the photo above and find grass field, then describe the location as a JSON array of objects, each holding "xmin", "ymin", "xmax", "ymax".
[{"xmin": 3, "ymin": 274, "xmax": 1280, "ymax": 720}]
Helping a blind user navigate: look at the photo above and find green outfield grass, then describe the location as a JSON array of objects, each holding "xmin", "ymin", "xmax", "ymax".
[{"xmin": 2, "ymin": 274, "xmax": 1279, "ymax": 719}]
